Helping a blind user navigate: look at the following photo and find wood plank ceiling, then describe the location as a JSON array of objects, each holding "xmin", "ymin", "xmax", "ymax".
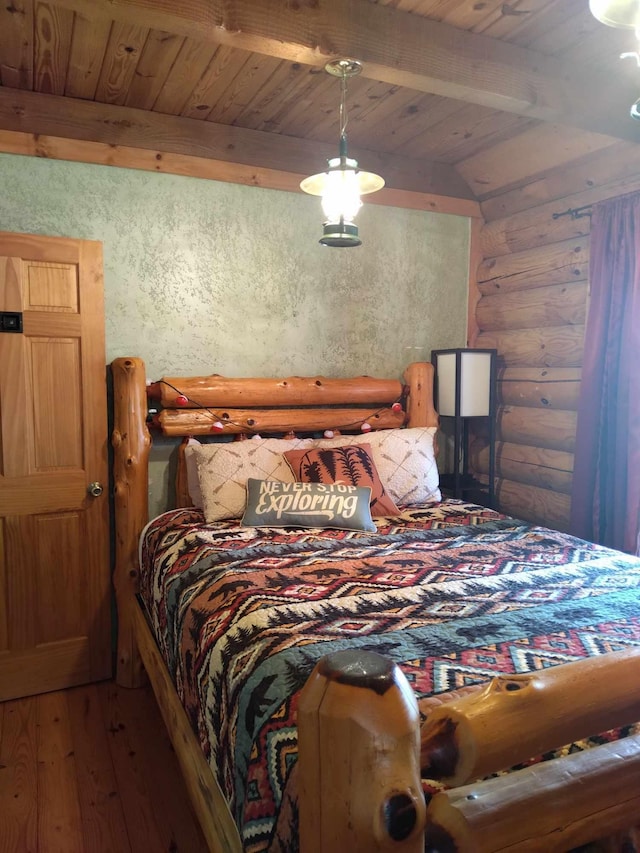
[{"xmin": 0, "ymin": 0, "xmax": 639, "ymax": 204}]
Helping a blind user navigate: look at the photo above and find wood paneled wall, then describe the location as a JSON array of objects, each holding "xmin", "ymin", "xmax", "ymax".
[{"xmin": 469, "ymin": 140, "xmax": 640, "ymax": 531}]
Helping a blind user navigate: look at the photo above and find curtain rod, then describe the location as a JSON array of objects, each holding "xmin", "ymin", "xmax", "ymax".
[{"xmin": 552, "ymin": 204, "xmax": 593, "ymax": 221}]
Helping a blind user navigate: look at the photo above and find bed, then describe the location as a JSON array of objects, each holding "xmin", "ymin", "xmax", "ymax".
[{"xmin": 110, "ymin": 356, "xmax": 640, "ymax": 853}]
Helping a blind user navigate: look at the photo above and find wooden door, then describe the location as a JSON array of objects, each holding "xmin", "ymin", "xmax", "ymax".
[{"xmin": 0, "ymin": 232, "xmax": 111, "ymax": 701}]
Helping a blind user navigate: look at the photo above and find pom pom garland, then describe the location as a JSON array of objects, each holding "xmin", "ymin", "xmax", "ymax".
[{"xmin": 159, "ymin": 380, "xmax": 408, "ymax": 436}]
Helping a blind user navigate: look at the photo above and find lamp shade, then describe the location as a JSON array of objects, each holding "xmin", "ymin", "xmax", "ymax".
[
  {"xmin": 432, "ymin": 349, "xmax": 496, "ymax": 418},
  {"xmin": 589, "ymin": 0, "xmax": 640, "ymax": 29},
  {"xmin": 300, "ymin": 159, "xmax": 385, "ymax": 201}
]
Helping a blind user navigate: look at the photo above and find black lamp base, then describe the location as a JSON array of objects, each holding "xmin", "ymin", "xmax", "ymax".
[{"xmin": 320, "ymin": 221, "xmax": 361, "ymax": 247}]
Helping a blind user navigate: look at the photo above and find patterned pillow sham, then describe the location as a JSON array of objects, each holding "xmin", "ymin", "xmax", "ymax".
[
  {"xmin": 315, "ymin": 427, "xmax": 441, "ymax": 506},
  {"xmin": 283, "ymin": 444, "xmax": 400, "ymax": 517},
  {"xmin": 192, "ymin": 426, "xmax": 439, "ymax": 522},
  {"xmin": 241, "ymin": 478, "xmax": 376, "ymax": 532},
  {"xmin": 193, "ymin": 437, "xmax": 315, "ymax": 523}
]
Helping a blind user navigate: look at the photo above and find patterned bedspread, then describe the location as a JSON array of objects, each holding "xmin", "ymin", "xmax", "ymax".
[{"xmin": 139, "ymin": 500, "xmax": 640, "ymax": 852}]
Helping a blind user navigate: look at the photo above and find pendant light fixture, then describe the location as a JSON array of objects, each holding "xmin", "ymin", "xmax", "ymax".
[
  {"xmin": 589, "ymin": 0, "xmax": 640, "ymax": 31},
  {"xmin": 589, "ymin": 0, "xmax": 640, "ymax": 118},
  {"xmin": 300, "ymin": 59, "xmax": 385, "ymax": 247}
]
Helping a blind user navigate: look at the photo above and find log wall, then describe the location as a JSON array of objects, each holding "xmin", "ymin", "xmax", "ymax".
[{"xmin": 470, "ymin": 139, "xmax": 640, "ymax": 530}]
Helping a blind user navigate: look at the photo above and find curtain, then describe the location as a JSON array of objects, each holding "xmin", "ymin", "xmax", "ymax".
[{"xmin": 570, "ymin": 192, "xmax": 640, "ymax": 554}]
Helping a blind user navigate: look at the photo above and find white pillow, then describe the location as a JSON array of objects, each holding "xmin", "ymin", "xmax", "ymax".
[
  {"xmin": 193, "ymin": 437, "xmax": 315, "ymax": 522},
  {"xmin": 316, "ymin": 427, "xmax": 441, "ymax": 506}
]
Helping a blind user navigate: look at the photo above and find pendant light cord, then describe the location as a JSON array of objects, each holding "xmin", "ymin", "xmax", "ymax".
[
  {"xmin": 338, "ymin": 69, "xmax": 350, "ymax": 158},
  {"xmin": 339, "ymin": 70, "xmax": 348, "ymax": 138}
]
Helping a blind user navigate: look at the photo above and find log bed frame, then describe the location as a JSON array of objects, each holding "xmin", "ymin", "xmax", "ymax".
[{"xmin": 110, "ymin": 356, "xmax": 640, "ymax": 853}]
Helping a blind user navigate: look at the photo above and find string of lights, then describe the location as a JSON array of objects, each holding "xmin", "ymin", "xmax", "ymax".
[{"xmin": 150, "ymin": 379, "xmax": 407, "ymax": 436}]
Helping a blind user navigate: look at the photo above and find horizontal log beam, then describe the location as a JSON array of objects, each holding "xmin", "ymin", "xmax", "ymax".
[
  {"xmin": 497, "ymin": 367, "xmax": 582, "ymax": 411},
  {"xmin": 425, "ymin": 734, "xmax": 640, "ymax": 853},
  {"xmin": 471, "ymin": 440, "xmax": 573, "ymax": 495},
  {"xmin": 0, "ymin": 129, "xmax": 480, "ymax": 217},
  {"xmin": 481, "ymin": 198, "xmax": 592, "ymax": 259},
  {"xmin": 497, "ymin": 406, "xmax": 577, "ymax": 452},
  {"xmin": 0, "ymin": 88, "xmax": 474, "ymax": 200},
  {"xmin": 492, "ymin": 476, "xmax": 572, "ymax": 530},
  {"xmin": 157, "ymin": 406, "xmax": 405, "ymax": 436},
  {"xmin": 53, "ymin": 0, "xmax": 640, "ymax": 143},
  {"xmin": 457, "ymin": 123, "xmax": 616, "ymax": 203},
  {"xmin": 476, "ymin": 282, "xmax": 587, "ymax": 332},
  {"xmin": 421, "ymin": 647, "xmax": 640, "ymax": 785},
  {"xmin": 151, "ymin": 374, "xmax": 404, "ymax": 408},
  {"xmin": 476, "ymin": 326, "xmax": 585, "ymax": 369},
  {"xmin": 477, "ymin": 238, "xmax": 589, "ymax": 295},
  {"xmin": 480, "ymin": 140, "xmax": 640, "ymax": 223},
  {"xmin": 477, "ymin": 151, "xmax": 640, "ymax": 259}
]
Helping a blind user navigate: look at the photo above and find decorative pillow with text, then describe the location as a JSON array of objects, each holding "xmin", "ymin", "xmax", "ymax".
[{"xmin": 241, "ymin": 479, "xmax": 376, "ymax": 532}]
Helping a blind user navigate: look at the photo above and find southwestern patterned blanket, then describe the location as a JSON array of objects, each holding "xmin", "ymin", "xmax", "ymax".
[{"xmin": 139, "ymin": 500, "xmax": 640, "ymax": 852}]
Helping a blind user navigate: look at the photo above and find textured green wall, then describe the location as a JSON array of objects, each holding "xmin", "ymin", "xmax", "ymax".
[{"xmin": 0, "ymin": 152, "xmax": 469, "ymax": 513}]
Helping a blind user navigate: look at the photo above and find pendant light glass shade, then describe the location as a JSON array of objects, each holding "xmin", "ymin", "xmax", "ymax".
[
  {"xmin": 589, "ymin": 0, "xmax": 640, "ymax": 31},
  {"xmin": 300, "ymin": 60, "xmax": 384, "ymax": 247},
  {"xmin": 320, "ymin": 159, "xmax": 363, "ymax": 223}
]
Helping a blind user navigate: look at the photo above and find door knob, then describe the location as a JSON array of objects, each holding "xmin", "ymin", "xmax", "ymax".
[{"xmin": 88, "ymin": 481, "xmax": 104, "ymax": 498}]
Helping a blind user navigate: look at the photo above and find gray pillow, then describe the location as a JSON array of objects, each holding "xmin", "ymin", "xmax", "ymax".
[{"xmin": 242, "ymin": 478, "xmax": 375, "ymax": 532}]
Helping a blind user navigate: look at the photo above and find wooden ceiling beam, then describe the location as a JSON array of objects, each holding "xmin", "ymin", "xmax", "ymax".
[
  {"xmin": 0, "ymin": 86, "xmax": 476, "ymax": 202},
  {"xmin": 52, "ymin": 0, "xmax": 640, "ymax": 144},
  {"xmin": 0, "ymin": 128, "xmax": 481, "ymax": 218}
]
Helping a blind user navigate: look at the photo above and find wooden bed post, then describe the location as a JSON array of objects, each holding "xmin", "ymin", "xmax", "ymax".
[
  {"xmin": 297, "ymin": 649, "xmax": 426, "ymax": 853},
  {"xmin": 404, "ymin": 362, "xmax": 438, "ymax": 429},
  {"xmin": 111, "ymin": 356, "xmax": 151, "ymax": 688}
]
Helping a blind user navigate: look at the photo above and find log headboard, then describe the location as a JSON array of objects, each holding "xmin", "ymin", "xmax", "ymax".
[
  {"xmin": 110, "ymin": 357, "xmax": 438, "ymax": 685},
  {"xmin": 145, "ymin": 361, "xmax": 437, "ymax": 435}
]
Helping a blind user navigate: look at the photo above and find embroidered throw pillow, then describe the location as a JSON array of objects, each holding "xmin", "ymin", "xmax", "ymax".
[
  {"xmin": 242, "ymin": 478, "xmax": 376, "ymax": 532},
  {"xmin": 315, "ymin": 427, "xmax": 441, "ymax": 507},
  {"xmin": 193, "ymin": 437, "xmax": 315, "ymax": 523},
  {"xmin": 283, "ymin": 444, "xmax": 400, "ymax": 517}
]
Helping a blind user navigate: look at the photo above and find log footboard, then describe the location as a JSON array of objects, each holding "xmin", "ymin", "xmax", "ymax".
[
  {"xmin": 296, "ymin": 647, "xmax": 640, "ymax": 853},
  {"xmin": 424, "ymin": 735, "xmax": 640, "ymax": 852},
  {"xmin": 420, "ymin": 646, "xmax": 640, "ymax": 786}
]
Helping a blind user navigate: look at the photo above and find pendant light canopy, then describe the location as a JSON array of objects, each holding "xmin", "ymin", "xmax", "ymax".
[{"xmin": 300, "ymin": 59, "xmax": 385, "ymax": 247}]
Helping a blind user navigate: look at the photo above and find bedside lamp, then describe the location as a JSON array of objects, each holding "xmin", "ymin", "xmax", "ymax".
[{"xmin": 431, "ymin": 348, "xmax": 497, "ymax": 506}]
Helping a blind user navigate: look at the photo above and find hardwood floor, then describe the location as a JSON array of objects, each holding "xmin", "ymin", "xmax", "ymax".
[{"xmin": 0, "ymin": 680, "xmax": 209, "ymax": 853}]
